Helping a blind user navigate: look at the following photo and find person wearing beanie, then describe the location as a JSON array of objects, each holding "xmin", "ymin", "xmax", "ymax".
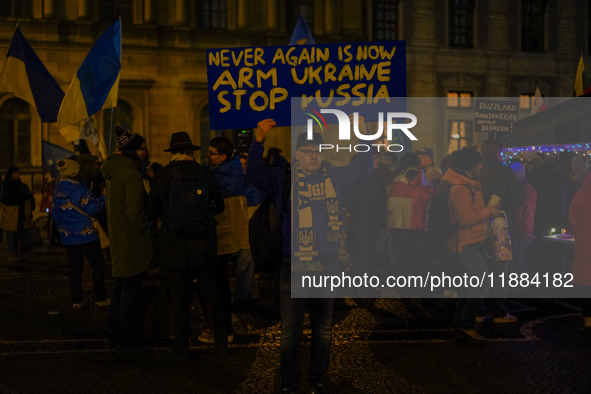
[
  {"xmin": 114, "ymin": 125, "xmax": 147, "ymax": 156},
  {"xmin": 101, "ymin": 126, "xmax": 157, "ymax": 352},
  {"xmin": 441, "ymin": 147, "xmax": 501, "ymax": 345},
  {"xmin": 510, "ymin": 163, "xmax": 537, "ymax": 277},
  {"xmin": 0, "ymin": 166, "xmax": 35, "ymax": 261},
  {"xmin": 52, "ymin": 159, "xmax": 109, "ymax": 309}
]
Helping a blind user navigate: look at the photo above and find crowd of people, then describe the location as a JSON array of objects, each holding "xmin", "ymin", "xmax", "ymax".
[{"xmin": 2, "ymin": 116, "xmax": 591, "ymax": 394}]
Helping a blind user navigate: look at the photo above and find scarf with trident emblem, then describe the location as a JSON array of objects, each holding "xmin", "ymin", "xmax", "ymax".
[{"xmin": 292, "ymin": 162, "xmax": 345, "ymax": 272}]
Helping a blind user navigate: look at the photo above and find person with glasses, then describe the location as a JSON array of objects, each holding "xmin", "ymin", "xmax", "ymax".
[
  {"xmin": 246, "ymin": 117, "xmax": 373, "ymax": 394},
  {"xmin": 195, "ymin": 137, "xmax": 247, "ymax": 345}
]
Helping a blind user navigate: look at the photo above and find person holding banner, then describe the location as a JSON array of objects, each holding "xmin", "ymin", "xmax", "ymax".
[{"xmin": 246, "ymin": 116, "xmax": 373, "ymax": 394}]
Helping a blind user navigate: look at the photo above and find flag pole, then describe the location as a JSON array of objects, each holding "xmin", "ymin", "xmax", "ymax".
[
  {"xmin": 108, "ymin": 107, "xmax": 114, "ymax": 155},
  {"xmin": 106, "ymin": 16, "xmax": 122, "ymax": 156}
]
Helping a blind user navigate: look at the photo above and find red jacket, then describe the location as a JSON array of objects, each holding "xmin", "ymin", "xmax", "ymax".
[
  {"xmin": 387, "ymin": 169, "xmax": 434, "ymax": 231},
  {"xmin": 568, "ymin": 173, "xmax": 591, "ymax": 286},
  {"xmin": 512, "ymin": 179, "xmax": 537, "ymax": 241}
]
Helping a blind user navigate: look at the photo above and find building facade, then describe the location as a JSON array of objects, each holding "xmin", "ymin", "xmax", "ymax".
[{"xmin": 0, "ymin": 0, "xmax": 588, "ymax": 200}]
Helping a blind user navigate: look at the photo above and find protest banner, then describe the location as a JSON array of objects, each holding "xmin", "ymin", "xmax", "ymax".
[
  {"xmin": 206, "ymin": 41, "xmax": 406, "ymax": 130},
  {"xmin": 474, "ymin": 99, "xmax": 519, "ymax": 134}
]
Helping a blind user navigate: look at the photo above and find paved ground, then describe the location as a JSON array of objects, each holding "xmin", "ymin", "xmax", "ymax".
[{"xmin": 1, "ymin": 243, "xmax": 591, "ymax": 393}]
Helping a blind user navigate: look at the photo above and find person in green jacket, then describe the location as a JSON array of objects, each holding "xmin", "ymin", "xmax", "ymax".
[{"xmin": 101, "ymin": 125, "xmax": 157, "ymax": 352}]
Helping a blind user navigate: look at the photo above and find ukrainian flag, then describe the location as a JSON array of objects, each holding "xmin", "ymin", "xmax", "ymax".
[
  {"xmin": 57, "ymin": 20, "xmax": 121, "ymax": 142},
  {"xmin": 289, "ymin": 15, "xmax": 316, "ymax": 45},
  {"xmin": 0, "ymin": 26, "xmax": 65, "ymax": 123}
]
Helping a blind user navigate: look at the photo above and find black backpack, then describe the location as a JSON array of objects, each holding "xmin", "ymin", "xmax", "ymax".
[
  {"xmin": 249, "ymin": 171, "xmax": 291, "ymax": 274},
  {"xmin": 166, "ymin": 165, "xmax": 215, "ymax": 239},
  {"xmin": 427, "ymin": 181, "xmax": 474, "ymax": 257}
]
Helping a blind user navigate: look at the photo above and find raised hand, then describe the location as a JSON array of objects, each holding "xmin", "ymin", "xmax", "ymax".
[{"xmin": 255, "ymin": 119, "xmax": 276, "ymax": 142}]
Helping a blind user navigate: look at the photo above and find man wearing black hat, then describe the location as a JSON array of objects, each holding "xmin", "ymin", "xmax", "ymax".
[
  {"xmin": 246, "ymin": 117, "xmax": 373, "ymax": 394},
  {"xmin": 147, "ymin": 132, "xmax": 227, "ymax": 360},
  {"xmin": 101, "ymin": 126, "xmax": 156, "ymax": 352}
]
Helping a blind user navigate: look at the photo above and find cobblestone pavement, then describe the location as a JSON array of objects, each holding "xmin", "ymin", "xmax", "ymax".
[{"xmin": 1, "ymin": 243, "xmax": 591, "ymax": 393}]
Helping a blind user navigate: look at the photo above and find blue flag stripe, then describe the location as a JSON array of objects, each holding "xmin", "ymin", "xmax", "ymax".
[
  {"xmin": 6, "ymin": 27, "xmax": 64, "ymax": 122},
  {"xmin": 76, "ymin": 21, "xmax": 121, "ymax": 116}
]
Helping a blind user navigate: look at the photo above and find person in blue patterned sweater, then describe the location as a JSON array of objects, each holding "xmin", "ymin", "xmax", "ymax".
[{"xmin": 52, "ymin": 159, "xmax": 109, "ymax": 309}]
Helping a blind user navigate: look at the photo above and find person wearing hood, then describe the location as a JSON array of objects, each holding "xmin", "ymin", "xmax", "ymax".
[
  {"xmin": 568, "ymin": 172, "xmax": 591, "ymax": 329},
  {"xmin": 443, "ymin": 148, "xmax": 501, "ymax": 345},
  {"xmin": 0, "ymin": 166, "xmax": 35, "ymax": 261},
  {"xmin": 571, "ymin": 155, "xmax": 588, "ymax": 192},
  {"xmin": 101, "ymin": 126, "xmax": 157, "ymax": 352},
  {"xmin": 52, "ymin": 159, "xmax": 109, "ymax": 309}
]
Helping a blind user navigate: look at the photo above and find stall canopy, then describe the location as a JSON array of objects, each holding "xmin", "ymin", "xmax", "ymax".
[{"xmin": 501, "ymin": 96, "xmax": 591, "ymax": 148}]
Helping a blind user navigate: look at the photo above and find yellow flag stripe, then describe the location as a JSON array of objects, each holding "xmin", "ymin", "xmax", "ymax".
[{"xmin": 0, "ymin": 57, "xmax": 36, "ymax": 110}]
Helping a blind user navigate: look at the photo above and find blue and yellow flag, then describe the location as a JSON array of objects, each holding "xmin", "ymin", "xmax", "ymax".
[
  {"xmin": 289, "ymin": 15, "xmax": 315, "ymax": 45},
  {"xmin": 57, "ymin": 20, "xmax": 121, "ymax": 142},
  {"xmin": 0, "ymin": 26, "xmax": 64, "ymax": 123}
]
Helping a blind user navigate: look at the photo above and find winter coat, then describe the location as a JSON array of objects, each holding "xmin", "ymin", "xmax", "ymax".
[
  {"xmin": 101, "ymin": 152, "xmax": 157, "ymax": 277},
  {"xmin": 387, "ymin": 169, "xmax": 434, "ymax": 231},
  {"xmin": 147, "ymin": 159, "xmax": 225, "ymax": 271},
  {"xmin": 512, "ymin": 179, "xmax": 537, "ymax": 243},
  {"xmin": 444, "ymin": 168, "xmax": 491, "ymax": 253},
  {"xmin": 568, "ymin": 173, "xmax": 591, "ymax": 286},
  {"xmin": 345, "ymin": 170, "xmax": 388, "ymax": 234},
  {"xmin": 52, "ymin": 179, "xmax": 105, "ymax": 245},
  {"xmin": 213, "ymin": 157, "xmax": 250, "ymax": 255},
  {"xmin": 571, "ymin": 155, "xmax": 588, "ymax": 192},
  {"xmin": 0, "ymin": 177, "xmax": 35, "ymax": 232},
  {"xmin": 246, "ymin": 140, "xmax": 373, "ymax": 257},
  {"xmin": 479, "ymin": 156, "xmax": 525, "ymax": 231}
]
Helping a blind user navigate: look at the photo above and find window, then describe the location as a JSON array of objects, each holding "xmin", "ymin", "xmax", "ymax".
[
  {"xmin": 447, "ymin": 91, "xmax": 473, "ymax": 108},
  {"xmin": 0, "ymin": 98, "xmax": 31, "ymax": 168},
  {"xmin": 99, "ymin": 0, "xmax": 133, "ymax": 23},
  {"xmin": 198, "ymin": 0, "xmax": 227, "ymax": 29},
  {"xmin": 522, "ymin": 0, "xmax": 546, "ymax": 51},
  {"xmin": 373, "ymin": 0, "xmax": 398, "ymax": 41},
  {"xmin": 519, "ymin": 94, "xmax": 535, "ymax": 109},
  {"xmin": 0, "ymin": 0, "xmax": 32, "ymax": 18},
  {"xmin": 447, "ymin": 120, "xmax": 472, "ymax": 155},
  {"xmin": 103, "ymin": 101, "xmax": 133, "ymax": 155},
  {"xmin": 449, "ymin": 0, "xmax": 473, "ymax": 47},
  {"xmin": 288, "ymin": 0, "xmax": 314, "ymax": 31}
]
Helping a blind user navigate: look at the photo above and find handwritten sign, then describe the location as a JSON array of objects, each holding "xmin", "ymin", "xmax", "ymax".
[
  {"xmin": 206, "ymin": 41, "xmax": 406, "ymax": 130},
  {"xmin": 474, "ymin": 99, "xmax": 519, "ymax": 133}
]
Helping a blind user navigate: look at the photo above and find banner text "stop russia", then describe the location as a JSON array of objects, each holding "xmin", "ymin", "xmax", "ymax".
[{"xmin": 205, "ymin": 41, "xmax": 407, "ymax": 130}]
